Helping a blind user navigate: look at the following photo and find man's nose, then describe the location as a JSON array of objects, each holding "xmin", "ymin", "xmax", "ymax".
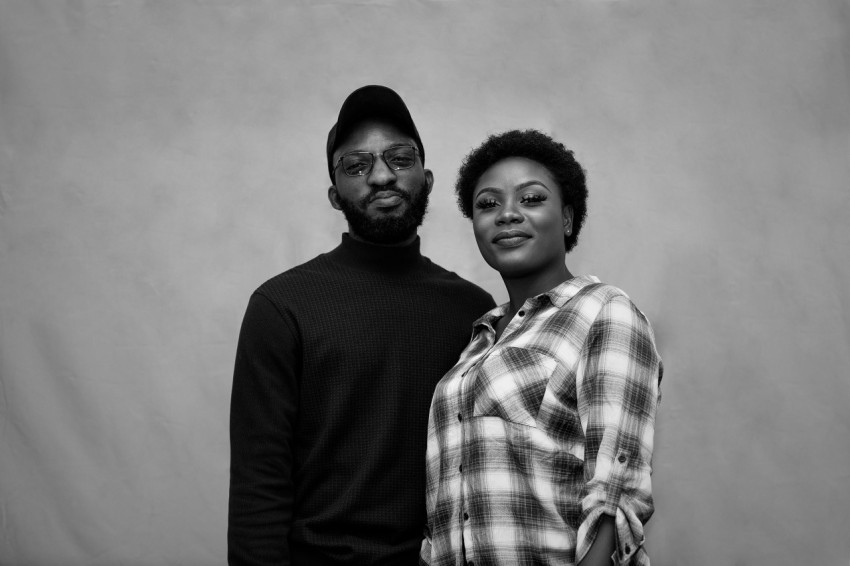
[{"xmin": 366, "ymin": 156, "xmax": 398, "ymax": 185}]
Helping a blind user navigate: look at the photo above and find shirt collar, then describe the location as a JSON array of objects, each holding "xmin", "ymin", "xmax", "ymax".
[
  {"xmin": 472, "ymin": 275, "xmax": 602, "ymax": 330},
  {"xmin": 543, "ymin": 275, "xmax": 602, "ymax": 308}
]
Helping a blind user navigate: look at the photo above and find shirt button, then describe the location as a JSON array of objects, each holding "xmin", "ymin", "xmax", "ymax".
[
  {"xmin": 618, "ymin": 454, "xmax": 627, "ymax": 463},
  {"xmin": 625, "ymin": 544, "xmax": 631, "ymax": 554},
  {"xmin": 457, "ymin": 413, "xmax": 463, "ymax": 422},
  {"xmin": 518, "ymin": 310, "xmax": 525, "ymax": 316},
  {"xmin": 459, "ymin": 464, "xmax": 463, "ymax": 473},
  {"xmin": 464, "ymin": 512, "xmax": 469, "ymax": 520}
]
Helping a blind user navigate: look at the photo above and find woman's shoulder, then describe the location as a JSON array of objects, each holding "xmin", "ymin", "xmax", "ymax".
[
  {"xmin": 565, "ymin": 277, "xmax": 654, "ymax": 327},
  {"xmin": 567, "ymin": 276, "xmax": 633, "ymax": 305}
]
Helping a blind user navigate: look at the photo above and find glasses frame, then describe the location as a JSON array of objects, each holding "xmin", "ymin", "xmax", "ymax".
[{"xmin": 333, "ymin": 145, "xmax": 420, "ymax": 177}]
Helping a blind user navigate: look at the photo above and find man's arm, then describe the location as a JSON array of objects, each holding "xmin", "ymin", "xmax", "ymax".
[{"xmin": 228, "ymin": 293, "xmax": 301, "ymax": 566}]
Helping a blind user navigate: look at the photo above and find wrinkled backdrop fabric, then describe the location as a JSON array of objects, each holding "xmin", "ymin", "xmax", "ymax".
[{"xmin": 0, "ymin": 1, "xmax": 848, "ymax": 565}]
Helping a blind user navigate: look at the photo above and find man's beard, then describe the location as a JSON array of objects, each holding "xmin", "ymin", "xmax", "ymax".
[{"xmin": 336, "ymin": 181, "xmax": 430, "ymax": 245}]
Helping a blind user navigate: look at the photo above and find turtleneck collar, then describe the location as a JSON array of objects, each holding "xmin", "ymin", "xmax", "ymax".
[{"xmin": 330, "ymin": 232, "xmax": 424, "ymax": 272}]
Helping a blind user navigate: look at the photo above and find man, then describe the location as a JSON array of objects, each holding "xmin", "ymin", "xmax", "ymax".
[{"xmin": 228, "ymin": 85, "xmax": 495, "ymax": 566}]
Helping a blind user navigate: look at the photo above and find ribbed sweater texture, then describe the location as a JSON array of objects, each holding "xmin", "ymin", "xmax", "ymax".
[{"xmin": 229, "ymin": 234, "xmax": 495, "ymax": 565}]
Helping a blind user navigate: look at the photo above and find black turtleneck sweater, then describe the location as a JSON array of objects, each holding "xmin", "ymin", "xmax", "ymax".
[{"xmin": 229, "ymin": 234, "xmax": 495, "ymax": 566}]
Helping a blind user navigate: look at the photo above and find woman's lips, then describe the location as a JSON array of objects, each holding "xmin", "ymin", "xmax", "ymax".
[{"xmin": 493, "ymin": 230, "xmax": 531, "ymax": 247}]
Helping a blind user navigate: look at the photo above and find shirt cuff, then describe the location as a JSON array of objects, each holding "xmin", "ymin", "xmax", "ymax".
[
  {"xmin": 577, "ymin": 500, "xmax": 647, "ymax": 565},
  {"xmin": 418, "ymin": 537, "xmax": 432, "ymax": 565}
]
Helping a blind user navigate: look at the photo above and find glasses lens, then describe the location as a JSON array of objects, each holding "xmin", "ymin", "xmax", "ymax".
[
  {"xmin": 341, "ymin": 153, "xmax": 374, "ymax": 176},
  {"xmin": 384, "ymin": 146, "xmax": 417, "ymax": 170}
]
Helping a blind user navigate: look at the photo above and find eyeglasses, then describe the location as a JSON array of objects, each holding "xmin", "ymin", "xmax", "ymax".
[{"xmin": 334, "ymin": 145, "xmax": 420, "ymax": 177}]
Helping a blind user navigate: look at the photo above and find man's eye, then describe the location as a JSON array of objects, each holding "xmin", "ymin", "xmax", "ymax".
[
  {"xmin": 343, "ymin": 156, "xmax": 371, "ymax": 174},
  {"xmin": 387, "ymin": 155, "xmax": 415, "ymax": 168},
  {"xmin": 386, "ymin": 149, "xmax": 415, "ymax": 168}
]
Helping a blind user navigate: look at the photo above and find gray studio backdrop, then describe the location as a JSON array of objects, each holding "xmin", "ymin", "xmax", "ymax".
[{"xmin": 1, "ymin": 1, "xmax": 848, "ymax": 565}]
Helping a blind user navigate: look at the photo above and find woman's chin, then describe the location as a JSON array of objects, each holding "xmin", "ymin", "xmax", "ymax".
[
  {"xmin": 490, "ymin": 262, "xmax": 539, "ymax": 280},
  {"xmin": 485, "ymin": 255, "xmax": 568, "ymax": 285}
]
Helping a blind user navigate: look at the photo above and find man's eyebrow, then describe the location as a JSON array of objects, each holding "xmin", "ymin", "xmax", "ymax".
[{"xmin": 342, "ymin": 141, "xmax": 415, "ymax": 154}]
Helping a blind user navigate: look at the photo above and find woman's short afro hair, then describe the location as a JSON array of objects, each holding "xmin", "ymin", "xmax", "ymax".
[{"xmin": 455, "ymin": 129, "xmax": 588, "ymax": 252}]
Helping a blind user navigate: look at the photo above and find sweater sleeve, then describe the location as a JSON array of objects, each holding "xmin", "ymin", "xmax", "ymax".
[{"xmin": 228, "ymin": 292, "xmax": 301, "ymax": 566}]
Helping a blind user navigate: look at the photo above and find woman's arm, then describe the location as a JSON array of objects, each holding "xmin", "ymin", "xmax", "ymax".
[{"xmin": 574, "ymin": 293, "xmax": 662, "ymax": 565}]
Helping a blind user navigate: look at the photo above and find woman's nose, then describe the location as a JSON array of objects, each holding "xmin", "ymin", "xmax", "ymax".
[{"xmin": 496, "ymin": 203, "xmax": 523, "ymax": 224}]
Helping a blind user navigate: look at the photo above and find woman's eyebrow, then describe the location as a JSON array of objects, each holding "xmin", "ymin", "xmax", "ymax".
[
  {"xmin": 474, "ymin": 186, "xmax": 502, "ymax": 198},
  {"xmin": 474, "ymin": 180, "xmax": 552, "ymax": 198},
  {"xmin": 513, "ymin": 180, "xmax": 551, "ymax": 192}
]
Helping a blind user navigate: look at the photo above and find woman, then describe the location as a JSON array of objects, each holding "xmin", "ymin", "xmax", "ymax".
[{"xmin": 421, "ymin": 130, "xmax": 662, "ymax": 566}]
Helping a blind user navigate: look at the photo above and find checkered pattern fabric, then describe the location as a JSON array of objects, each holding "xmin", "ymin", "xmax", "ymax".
[{"xmin": 421, "ymin": 276, "xmax": 663, "ymax": 566}]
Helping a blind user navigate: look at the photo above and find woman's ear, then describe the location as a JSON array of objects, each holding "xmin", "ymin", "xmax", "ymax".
[{"xmin": 563, "ymin": 205, "xmax": 574, "ymax": 236}]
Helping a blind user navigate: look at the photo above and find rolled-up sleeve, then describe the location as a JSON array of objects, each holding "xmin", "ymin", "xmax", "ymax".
[
  {"xmin": 419, "ymin": 534, "xmax": 432, "ymax": 565},
  {"xmin": 575, "ymin": 295, "xmax": 662, "ymax": 565}
]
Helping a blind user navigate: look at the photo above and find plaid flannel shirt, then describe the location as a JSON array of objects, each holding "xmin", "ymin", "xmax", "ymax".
[{"xmin": 421, "ymin": 276, "xmax": 662, "ymax": 566}]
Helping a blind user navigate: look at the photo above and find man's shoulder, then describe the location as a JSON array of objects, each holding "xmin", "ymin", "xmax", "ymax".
[
  {"xmin": 420, "ymin": 258, "xmax": 495, "ymax": 304},
  {"xmin": 252, "ymin": 253, "xmax": 335, "ymax": 304}
]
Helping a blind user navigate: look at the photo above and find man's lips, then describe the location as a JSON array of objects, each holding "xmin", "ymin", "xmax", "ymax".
[
  {"xmin": 492, "ymin": 230, "xmax": 531, "ymax": 247},
  {"xmin": 370, "ymin": 190, "xmax": 406, "ymax": 207}
]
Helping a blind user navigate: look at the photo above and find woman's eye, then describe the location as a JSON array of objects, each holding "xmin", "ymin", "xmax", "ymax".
[
  {"xmin": 475, "ymin": 198, "xmax": 499, "ymax": 210},
  {"xmin": 521, "ymin": 194, "xmax": 547, "ymax": 204}
]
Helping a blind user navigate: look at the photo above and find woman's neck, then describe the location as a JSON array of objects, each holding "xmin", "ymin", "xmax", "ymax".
[
  {"xmin": 494, "ymin": 263, "xmax": 573, "ymax": 339},
  {"xmin": 503, "ymin": 263, "xmax": 572, "ymax": 315}
]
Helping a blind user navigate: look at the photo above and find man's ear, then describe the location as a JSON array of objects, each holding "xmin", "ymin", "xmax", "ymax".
[
  {"xmin": 328, "ymin": 185, "xmax": 343, "ymax": 211},
  {"xmin": 424, "ymin": 169, "xmax": 434, "ymax": 195}
]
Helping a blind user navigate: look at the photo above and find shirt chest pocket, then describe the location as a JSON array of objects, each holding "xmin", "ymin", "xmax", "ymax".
[{"xmin": 470, "ymin": 347, "xmax": 559, "ymax": 427}]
